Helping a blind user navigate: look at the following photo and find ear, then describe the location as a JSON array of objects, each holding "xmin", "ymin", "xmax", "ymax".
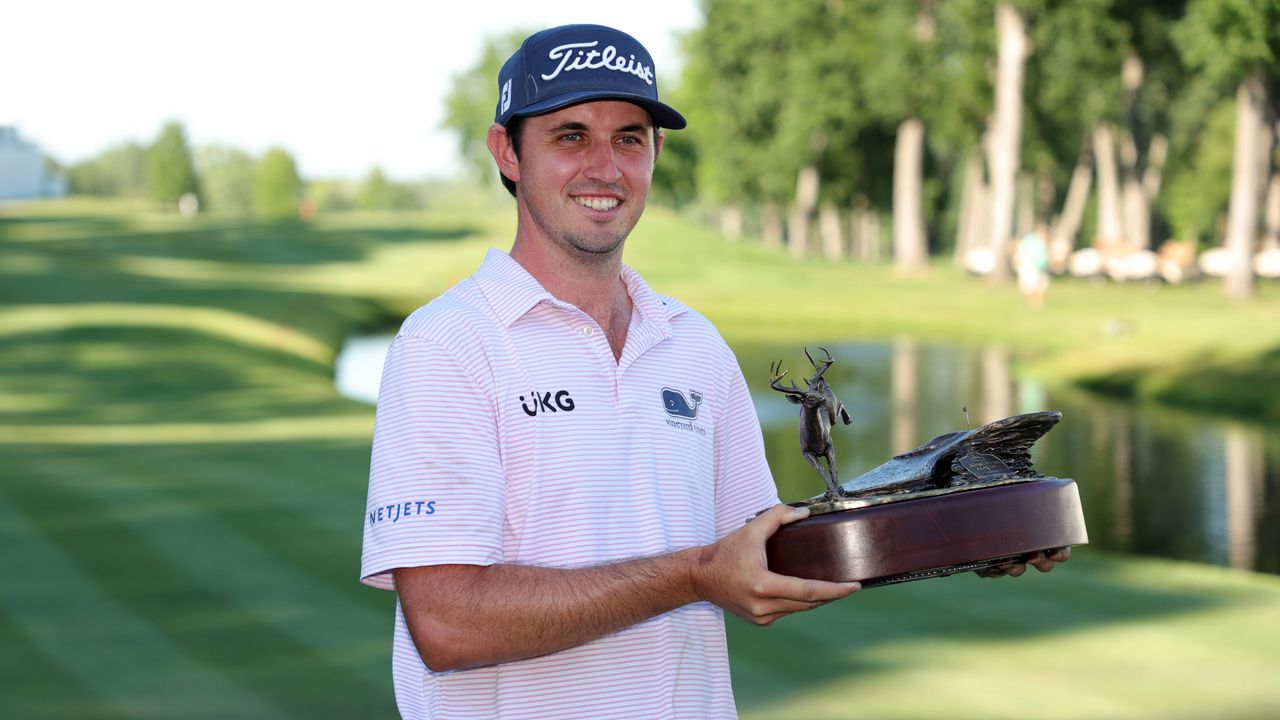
[
  {"xmin": 486, "ymin": 123, "xmax": 520, "ymax": 183},
  {"xmin": 785, "ymin": 394, "xmax": 804, "ymax": 405},
  {"xmin": 654, "ymin": 128, "xmax": 665, "ymax": 162}
]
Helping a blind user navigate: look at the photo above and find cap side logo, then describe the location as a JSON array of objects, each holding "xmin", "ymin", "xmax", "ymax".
[
  {"xmin": 542, "ymin": 40, "xmax": 655, "ymax": 85},
  {"xmin": 500, "ymin": 78, "xmax": 512, "ymax": 114}
]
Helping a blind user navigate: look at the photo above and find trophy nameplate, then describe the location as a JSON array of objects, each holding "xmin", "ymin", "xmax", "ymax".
[{"xmin": 765, "ymin": 349, "xmax": 1088, "ymax": 587}]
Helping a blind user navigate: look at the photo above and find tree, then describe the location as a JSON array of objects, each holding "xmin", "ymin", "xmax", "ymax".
[
  {"xmin": 356, "ymin": 167, "xmax": 421, "ymax": 211},
  {"xmin": 442, "ymin": 30, "xmax": 530, "ymax": 184},
  {"xmin": 1161, "ymin": 99, "xmax": 1235, "ymax": 245},
  {"xmin": 985, "ymin": 2, "xmax": 1031, "ymax": 282},
  {"xmin": 863, "ymin": 0, "xmax": 944, "ymax": 271},
  {"xmin": 195, "ymin": 145, "xmax": 255, "ymax": 215},
  {"xmin": 253, "ymin": 147, "xmax": 303, "ymax": 220},
  {"xmin": 145, "ymin": 121, "xmax": 199, "ymax": 207},
  {"xmin": 68, "ymin": 142, "xmax": 147, "ymax": 196},
  {"xmin": 684, "ymin": 0, "xmax": 879, "ymax": 253},
  {"xmin": 1175, "ymin": 0, "xmax": 1280, "ymax": 299}
]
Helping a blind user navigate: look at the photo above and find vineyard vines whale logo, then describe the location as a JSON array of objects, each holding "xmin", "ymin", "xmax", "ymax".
[
  {"xmin": 661, "ymin": 388, "xmax": 702, "ymax": 419},
  {"xmin": 542, "ymin": 41, "xmax": 655, "ymax": 85}
]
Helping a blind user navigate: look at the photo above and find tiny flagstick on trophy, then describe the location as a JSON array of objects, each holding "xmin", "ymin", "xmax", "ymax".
[{"xmin": 766, "ymin": 347, "xmax": 1088, "ymax": 588}]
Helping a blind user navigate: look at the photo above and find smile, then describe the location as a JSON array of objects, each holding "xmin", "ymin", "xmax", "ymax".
[{"xmin": 573, "ymin": 196, "xmax": 620, "ymax": 211}]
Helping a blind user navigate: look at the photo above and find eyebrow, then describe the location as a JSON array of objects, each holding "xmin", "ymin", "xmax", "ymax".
[{"xmin": 545, "ymin": 121, "xmax": 651, "ymax": 134}]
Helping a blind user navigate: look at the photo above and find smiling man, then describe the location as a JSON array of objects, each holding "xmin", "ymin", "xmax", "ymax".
[{"xmin": 359, "ymin": 24, "xmax": 860, "ymax": 720}]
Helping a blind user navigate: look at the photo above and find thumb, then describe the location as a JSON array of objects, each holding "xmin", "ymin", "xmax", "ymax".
[{"xmin": 754, "ymin": 503, "xmax": 810, "ymax": 534}]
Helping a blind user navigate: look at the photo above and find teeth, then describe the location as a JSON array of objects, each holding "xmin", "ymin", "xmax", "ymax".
[{"xmin": 574, "ymin": 196, "xmax": 619, "ymax": 211}]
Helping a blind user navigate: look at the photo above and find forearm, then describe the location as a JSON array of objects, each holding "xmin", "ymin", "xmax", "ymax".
[
  {"xmin": 396, "ymin": 505, "xmax": 859, "ymax": 673},
  {"xmin": 395, "ymin": 547, "xmax": 704, "ymax": 672}
]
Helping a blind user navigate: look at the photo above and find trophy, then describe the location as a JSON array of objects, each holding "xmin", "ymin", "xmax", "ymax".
[{"xmin": 765, "ymin": 348, "xmax": 1088, "ymax": 587}]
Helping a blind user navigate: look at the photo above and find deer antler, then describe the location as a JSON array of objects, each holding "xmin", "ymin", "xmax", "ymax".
[
  {"xmin": 770, "ymin": 360, "xmax": 805, "ymax": 396},
  {"xmin": 804, "ymin": 346, "xmax": 835, "ymax": 381}
]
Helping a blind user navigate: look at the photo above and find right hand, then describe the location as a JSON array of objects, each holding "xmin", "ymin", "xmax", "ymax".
[{"xmin": 692, "ymin": 504, "xmax": 860, "ymax": 625}]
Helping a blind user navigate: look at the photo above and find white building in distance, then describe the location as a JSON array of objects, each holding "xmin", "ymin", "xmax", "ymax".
[{"xmin": 0, "ymin": 126, "xmax": 68, "ymax": 200}]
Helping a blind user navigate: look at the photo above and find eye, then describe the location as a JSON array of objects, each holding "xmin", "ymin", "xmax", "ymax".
[
  {"xmin": 617, "ymin": 135, "xmax": 645, "ymax": 147},
  {"xmin": 558, "ymin": 132, "xmax": 583, "ymax": 143}
]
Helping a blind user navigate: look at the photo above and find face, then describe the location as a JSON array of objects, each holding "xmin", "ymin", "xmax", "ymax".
[{"xmin": 490, "ymin": 101, "xmax": 662, "ymax": 261}]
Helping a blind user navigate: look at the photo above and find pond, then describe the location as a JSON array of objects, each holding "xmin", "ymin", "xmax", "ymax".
[{"xmin": 335, "ymin": 335, "xmax": 1279, "ymax": 576}]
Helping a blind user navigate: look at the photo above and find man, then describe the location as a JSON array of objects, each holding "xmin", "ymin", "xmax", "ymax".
[{"xmin": 361, "ymin": 24, "xmax": 1065, "ymax": 719}]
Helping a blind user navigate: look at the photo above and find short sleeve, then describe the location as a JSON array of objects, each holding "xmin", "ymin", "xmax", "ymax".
[
  {"xmin": 712, "ymin": 354, "xmax": 780, "ymax": 540},
  {"xmin": 360, "ymin": 335, "xmax": 506, "ymax": 590}
]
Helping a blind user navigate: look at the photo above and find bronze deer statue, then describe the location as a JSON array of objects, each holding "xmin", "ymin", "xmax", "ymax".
[{"xmin": 770, "ymin": 347, "xmax": 853, "ymax": 500}]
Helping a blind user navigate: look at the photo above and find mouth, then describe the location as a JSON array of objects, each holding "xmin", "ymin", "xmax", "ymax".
[{"xmin": 572, "ymin": 195, "xmax": 621, "ymax": 212}]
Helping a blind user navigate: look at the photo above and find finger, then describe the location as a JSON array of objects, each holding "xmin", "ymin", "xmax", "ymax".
[
  {"xmin": 1028, "ymin": 547, "xmax": 1070, "ymax": 572},
  {"xmin": 752, "ymin": 503, "xmax": 808, "ymax": 534},
  {"xmin": 764, "ymin": 573, "xmax": 860, "ymax": 602},
  {"xmin": 778, "ymin": 504, "xmax": 810, "ymax": 526},
  {"xmin": 1005, "ymin": 562, "xmax": 1028, "ymax": 578}
]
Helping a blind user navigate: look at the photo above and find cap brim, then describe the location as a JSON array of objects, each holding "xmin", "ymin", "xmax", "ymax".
[{"xmin": 509, "ymin": 90, "xmax": 687, "ymax": 130}]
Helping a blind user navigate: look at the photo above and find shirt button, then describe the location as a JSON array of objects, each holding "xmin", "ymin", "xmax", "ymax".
[{"xmin": 581, "ymin": 326, "xmax": 594, "ymax": 336}]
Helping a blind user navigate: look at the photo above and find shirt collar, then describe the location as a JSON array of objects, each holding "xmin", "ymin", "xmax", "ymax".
[{"xmin": 472, "ymin": 247, "xmax": 687, "ymax": 331}]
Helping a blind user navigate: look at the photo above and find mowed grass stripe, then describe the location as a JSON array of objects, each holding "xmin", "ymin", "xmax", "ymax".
[
  {"xmin": 728, "ymin": 554, "xmax": 1280, "ymax": 719},
  {"xmin": 86, "ymin": 441, "xmax": 385, "ymax": 615},
  {"xmin": 0, "ymin": 446, "xmax": 395, "ymax": 716},
  {"xmin": 0, "ymin": 492, "xmax": 283, "ymax": 718},
  {"xmin": 0, "ymin": 610, "xmax": 132, "ymax": 720},
  {"xmin": 10, "ymin": 446, "xmax": 391, "ymax": 683}
]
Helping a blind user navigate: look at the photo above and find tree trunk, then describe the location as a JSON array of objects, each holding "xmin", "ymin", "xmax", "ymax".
[
  {"xmin": 954, "ymin": 151, "xmax": 985, "ymax": 266},
  {"xmin": 1118, "ymin": 53, "xmax": 1148, "ymax": 251},
  {"xmin": 1015, "ymin": 172, "xmax": 1035, "ymax": 239},
  {"xmin": 1052, "ymin": 145, "xmax": 1093, "ymax": 256},
  {"xmin": 819, "ymin": 203, "xmax": 844, "ymax": 260},
  {"xmin": 1254, "ymin": 119, "xmax": 1276, "ymax": 252},
  {"xmin": 987, "ymin": 2, "xmax": 1028, "ymax": 282},
  {"xmin": 851, "ymin": 195, "xmax": 873, "ymax": 260},
  {"xmin": 1119, "ymin": 130, "xmax": 1146, "ymax": 251},
  {"xmin": 719, "ymin": 204, "xmax": 743, "ymax": 241},
  {"xmin": 1223, "ymin": 74, "xmax": 1267, "ymax": 300},
  {"xmin": 1092, "ymin": 123, "xmax": 1123, "ymax": 250},
  {"xmin": 893, "ymin": 117, "xmax": 929, "ymax": 271},
  {"xmin": 854, "ymin": 200, "xmax": 882, "ymax": 261},
  {"xmin": 1264, "ymin": 165, "xmax": 1280, "ymax": 251},
  {"xmin": 762, "ymin": 203, "xmax": 784, "ymax": 248},
  {"xmin": 1142, "ymin": 134, "xmax": 1169, "ymax": 236},
  {"xmin": 788, "ymin": 165, "xmax": 819, "ymax": 259}
]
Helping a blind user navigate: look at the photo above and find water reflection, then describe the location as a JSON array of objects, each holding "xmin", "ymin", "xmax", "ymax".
[
  {"xmin": 750, "ymin": 341, "xmax": 1278, "ymax": 576},
  {"xmin": 334, "ymin": 335, "xmax": 1278, "ymax": 575}
]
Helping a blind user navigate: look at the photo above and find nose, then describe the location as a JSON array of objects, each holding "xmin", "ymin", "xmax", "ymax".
[{"xmin": 583, "ymin": 141, "xmax": 622, "ymax": 184}]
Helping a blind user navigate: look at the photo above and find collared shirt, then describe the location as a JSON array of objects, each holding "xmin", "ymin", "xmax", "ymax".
[{"xmin": 361, "ymin": 248, "xmax": 777, "ymax": 719}]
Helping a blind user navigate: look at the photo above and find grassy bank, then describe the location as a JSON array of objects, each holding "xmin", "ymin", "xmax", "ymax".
[{"xmin": 1, "ymin": 197, "xmax": 1278, "ymax": 718}]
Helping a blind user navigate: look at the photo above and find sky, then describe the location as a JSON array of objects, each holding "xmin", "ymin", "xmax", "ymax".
[{"xmin": 3, "ymin": 0, "xmax": 701, "ymax": 181}]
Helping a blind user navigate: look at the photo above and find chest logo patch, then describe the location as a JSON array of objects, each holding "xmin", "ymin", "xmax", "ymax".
[
  {"xmin": 661, "ymin": 387, "xmax": 703, "ymax": 419},
  {"xmin": 520, "ymin": 390, "xmax": 576, "ymax": 417}
]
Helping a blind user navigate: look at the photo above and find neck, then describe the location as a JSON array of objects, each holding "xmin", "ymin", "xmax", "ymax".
[{"xmin": 510, "ymin": 229, "xmax": 633, "ymax": 359}]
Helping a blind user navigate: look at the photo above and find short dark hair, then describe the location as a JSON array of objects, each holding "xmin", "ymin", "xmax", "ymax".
[{"xmin": 497, "ymin": 112, "xmax": 661, "ymax": 199}]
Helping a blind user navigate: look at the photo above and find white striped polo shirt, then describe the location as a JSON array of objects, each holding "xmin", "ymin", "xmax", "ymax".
[{"xmin": 361, "ymin": 248, "xmax": 778, "ymax": 720}]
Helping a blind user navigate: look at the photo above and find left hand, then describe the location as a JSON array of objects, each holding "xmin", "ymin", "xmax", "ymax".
[{"xmin": 976, "ymin": 547, "xmax": 1071, "ymax": 579}]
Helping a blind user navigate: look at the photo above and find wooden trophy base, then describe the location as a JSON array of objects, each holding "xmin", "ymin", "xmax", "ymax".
[{"xmin": 766, "ymin": 477, "xmax": 1088, "ymax": 587}]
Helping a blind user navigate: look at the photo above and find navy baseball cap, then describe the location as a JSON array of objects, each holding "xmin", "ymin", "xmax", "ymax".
[{"xmin": 495, "ymin": 24, "xmax": 686, "ymax": 130}]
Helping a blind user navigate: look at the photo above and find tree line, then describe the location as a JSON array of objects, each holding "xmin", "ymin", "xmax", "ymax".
[
  {"xmin": 63, "ymin": 122, "xmax": 426, "ymax": 218},
  {"xmin": 445, "ymin": 0, "xmax": 1280, "ymax": 298}
]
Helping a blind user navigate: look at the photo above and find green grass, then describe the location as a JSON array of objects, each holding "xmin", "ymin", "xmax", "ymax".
[{"xmin": 2, "ymin": 195, "xmax": 1279, "ymax": 718}]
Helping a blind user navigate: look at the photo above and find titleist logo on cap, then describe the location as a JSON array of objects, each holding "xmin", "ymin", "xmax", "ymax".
[{"xmin": 542, "ymin": 40, "xmax": 656, "ymax": 86}]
